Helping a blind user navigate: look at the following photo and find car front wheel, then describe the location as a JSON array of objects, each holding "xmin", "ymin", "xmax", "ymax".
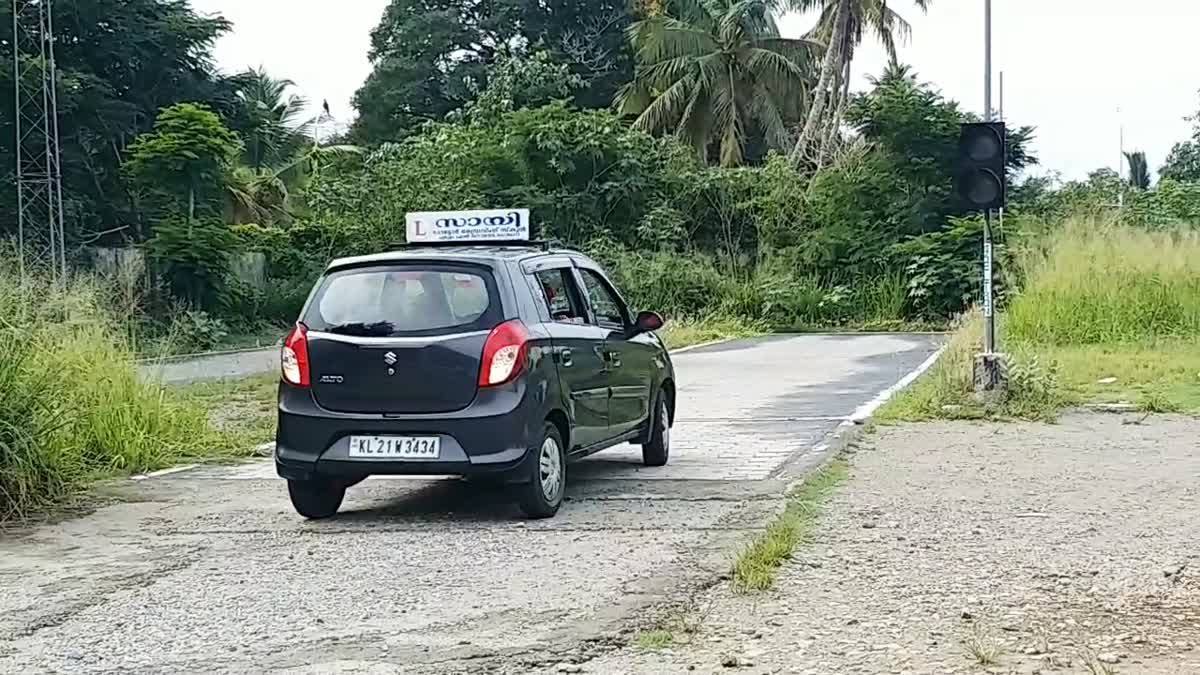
[
  {"xmin": 516, "ymin": 422, "xmax": 566, "ymax": 519},
  {"xmin": 287, "ymin": 479, "xmax": 346, "ymax": 520}
]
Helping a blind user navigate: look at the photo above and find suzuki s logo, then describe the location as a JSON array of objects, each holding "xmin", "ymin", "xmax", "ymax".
[{"xmin": 383, "ymin": 351, "xmax": 398, "ymax": 365}]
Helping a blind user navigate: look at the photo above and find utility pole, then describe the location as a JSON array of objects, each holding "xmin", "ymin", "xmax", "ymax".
[{"xmin": 999, "ymin": 71, "xmax": 1004, "ymax": 121}]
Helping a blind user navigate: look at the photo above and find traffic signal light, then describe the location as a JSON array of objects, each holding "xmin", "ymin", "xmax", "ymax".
[{"xmin": 956, "ymin": 122, "xmax": 1006, "ymax": 211}]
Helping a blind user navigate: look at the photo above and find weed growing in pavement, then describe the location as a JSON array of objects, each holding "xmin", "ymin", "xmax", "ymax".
[
  {"xmin": 1078, "ymin": 649, "xmax": 1120, "ymax": 675},
  {"xmin": 961, "ymin": 623, "xmax": 1004, "ymax": 667},
  {"xmin": 633, "ymin": 630, "xmax": 675, "ymax": 651},
  {"xmin": 731, "ymin": 457, "xmax": 848, "ymax": 593}
]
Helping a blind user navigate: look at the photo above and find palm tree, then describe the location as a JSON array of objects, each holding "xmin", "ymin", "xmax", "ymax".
[
  {"xmin": 1124, "ymin": 150, "xmax": 1151, "ymax": 190},
  {"xmin": 790, "ymin": 0, "xmax": 931, "ymax": 168},
  {"xmin": 616, "ymin": 0, "xmax": 817, "ymax": 167},
  {"xmin": 226, "ymin": 142, "xmax": 363, "ymax": 225},
  {"xmin": 229, "ymin": 67, "xmax": 313, "ymax": 171}
]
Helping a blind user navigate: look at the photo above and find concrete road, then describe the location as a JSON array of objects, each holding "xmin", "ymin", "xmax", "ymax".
[
  {"xmin": 1, "ymin": 334, "xmax": 941, "ymax": 675},
  {"xmin": 140, "ymin": 347, "xmax": 280, "ymax": 386}
]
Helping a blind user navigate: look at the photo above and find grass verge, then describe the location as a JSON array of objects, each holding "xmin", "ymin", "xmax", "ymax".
[
  {"xmin": 659, "ymin": 316, "xmax": 763, "ymax": 350},
  {"xmin": 170, "ymin": 373, "xmax": 279, "ymax": 449},
  {"xmin": 731, "ymin": 457, "xmax": 848, "ymax": 593},
  {"xmin": 880, "ymin": 218, "xmax": 1200, "ymax": 421},
  {"xmin": 0, "ymin": 271, "xmax": 256, "ymax": 523}
]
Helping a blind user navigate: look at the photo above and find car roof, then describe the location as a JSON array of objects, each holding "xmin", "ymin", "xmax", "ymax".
[{"xmin": 326, "ymin": 243, "xmax": 587, "ymax": 272}]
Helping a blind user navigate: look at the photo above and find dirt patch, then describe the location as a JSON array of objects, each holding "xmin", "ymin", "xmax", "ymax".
[{"xmin": 581, "ymin": 413, "xmax": 1200, "ymax": 674}]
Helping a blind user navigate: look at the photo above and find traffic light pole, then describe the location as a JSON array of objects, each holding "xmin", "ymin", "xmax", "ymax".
[
  {"xmin": 972, "ymin": 0, "xmax": 1005, "ymax": 396},
  {"xmin": 982, "ymin": 0, "xmax": 995, "ymax": 355}
]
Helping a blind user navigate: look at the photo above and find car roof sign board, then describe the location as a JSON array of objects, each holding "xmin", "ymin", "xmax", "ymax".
[{"xmin": 406, "ymin": 209, "xmax": 531, "ymax": 244}]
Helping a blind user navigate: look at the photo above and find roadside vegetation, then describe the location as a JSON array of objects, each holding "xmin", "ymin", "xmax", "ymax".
[
  {"xmin": 0, "ymin": 270, "xmax": 255, "ymax": 523},
  {"xmin": 880, "ymin": 217, "xmax": 1200, "ymax": 421},
  {"xmin": 731, "ymin": 457, "xmax": 848, "ymax": 592}
]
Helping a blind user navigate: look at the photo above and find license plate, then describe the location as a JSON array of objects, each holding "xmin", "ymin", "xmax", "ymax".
[{"xmin": 348, "ymin": 436, "xmax": 441, "ymax": 460}]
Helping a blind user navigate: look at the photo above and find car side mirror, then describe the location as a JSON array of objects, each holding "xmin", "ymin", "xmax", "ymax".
[{"xmin": 631, "ymin": 311, "xmax": 665, "ymax": 336}]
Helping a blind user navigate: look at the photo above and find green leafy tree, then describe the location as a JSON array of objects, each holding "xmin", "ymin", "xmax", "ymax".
[
  {"xmin": 351, "ymin": 0, "xmax": 636, "ymax": 144},
  {"xmin": 1124, "ymin": 150, "xmax": 1151, "ymax": 190},
  {"xmin": 1159, "ymin": 89, "xmax": 1200, "ymax": 183},
  {"xmin": 125, "ymin": 104, "xmax": 242, "ymax": 223},
  {"xmin": 0, "ymin": 0, "xmax": 234, "ymax": 244},
  {"xmin": 457, "ymin": 52, "xmax": 584, "ymax": 123},
  {"xmin": 1161, "ymin": 141, "xmax": 1200, "ymax": 183},
  {"xmin": 616, "ymin": 0, "xmax": 816, "ymax": 167},
  {"xmin": 125, "ymin": 104, "xmax": 241, "ymax": 309}
]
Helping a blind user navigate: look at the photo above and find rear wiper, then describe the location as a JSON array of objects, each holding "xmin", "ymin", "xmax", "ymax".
[{"xmin": 324, "ymin": 321, "xmax": 396, "ymax": 337}]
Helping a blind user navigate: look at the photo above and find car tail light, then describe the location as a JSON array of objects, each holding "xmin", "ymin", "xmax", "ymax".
[
  {"xmin": 282, "ymin": 323, "xmax": 310, "ymax": 387},
  {"xmin": 479, "ymin": 320, "xmax": 530, "ymax": 387}
]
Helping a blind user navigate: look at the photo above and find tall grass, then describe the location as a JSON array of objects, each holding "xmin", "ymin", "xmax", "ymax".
[
  {"xmin": 0, "ymin": 268, "xmax": 228, "ymax": 522},
  {"xmin": 883, "ymin": 216, "xmax": 1200, "ymax": 420},
  {"xmin": 1006, "ymin": 219, "xmax": 1200, "ymax": 344}
]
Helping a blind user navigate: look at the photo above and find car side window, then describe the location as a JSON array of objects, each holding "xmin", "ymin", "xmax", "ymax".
[
  {"xmin": 579, "ymin": 269, "xmax": 629, "ymax": 330},
  {"xmin": 534, "ymin": 269, "xmax": 587, "ymax": 324}
]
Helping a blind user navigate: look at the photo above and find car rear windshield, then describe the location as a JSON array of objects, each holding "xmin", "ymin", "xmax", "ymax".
[{"xmin": 303, "ymin": 264, "xmax": 500, "ymax": 337}]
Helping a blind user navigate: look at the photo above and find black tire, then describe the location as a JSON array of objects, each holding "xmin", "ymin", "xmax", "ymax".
[
  {"xmin": 287, "ymin": 479, "xmax": 346, "ymax": 520},
  {"xmin": 516, "ymin": 422, "xmax": 566, "ymax": 519},
  {"xmin": 642, "ymin": 393, "xmax": 671, "ymax": 467}
]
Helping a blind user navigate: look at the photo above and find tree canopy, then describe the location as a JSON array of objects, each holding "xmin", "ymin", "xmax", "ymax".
[
  {"xmin": 0, "ymin": 0, "xmax": 235, "ymax": 242},
  {"xmin": 350, "ymin": 0, "xmax": 636, "ymax": 144},
  {"xmin": 616, "ymin": 0, "xmax": 816, "ymax": 167}
]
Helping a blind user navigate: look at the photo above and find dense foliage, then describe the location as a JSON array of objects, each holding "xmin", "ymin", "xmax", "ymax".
[
  {"xmin": 4, "ymin": 0, "xmax": 1200, "ymax": 345},
  {"xmin": 350, "ymin": 0, "xmax": 635, "ymax": 144},
  {"xmin": 0, "ymin": 0, "xmax": 235, "ymax": 244}
]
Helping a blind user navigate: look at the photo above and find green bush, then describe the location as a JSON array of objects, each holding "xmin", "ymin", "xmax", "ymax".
[
  {"xmin": 0, "ymin": 269, "xmax": 229, "ymax": 521},
  {"xmin": 167, "ymin": 310, "xmax": 230, "ymax": 354},
  {"xmin": 590, "ymin": 245, "xmax": 731, "ymax": 318},
  {"xmin": 146, "ymin": 217, "xmax": 237, "ymax": 310},
  {"xmin": 226, "ymin": 277, "xmax": 311, "ymax": 329}
]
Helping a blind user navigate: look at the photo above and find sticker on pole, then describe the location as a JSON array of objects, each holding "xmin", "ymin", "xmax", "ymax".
[{"xmin": 406, "ymin": 209, "xmax": 530, "ymax": 244}]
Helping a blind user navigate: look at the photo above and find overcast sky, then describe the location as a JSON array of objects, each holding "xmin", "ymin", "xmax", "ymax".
[{"xmin": 190, "ymin": 0, "xmax": 1200, "ymax": 181}]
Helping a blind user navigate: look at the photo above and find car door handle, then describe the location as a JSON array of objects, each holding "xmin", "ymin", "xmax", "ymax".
[
  {"xmin": 556, "ymin": 347, "xmax": 573, "ymax": 367},
  {"xmin": 607, "ymin": 351, "xmax": 621, "ymax": 367}
]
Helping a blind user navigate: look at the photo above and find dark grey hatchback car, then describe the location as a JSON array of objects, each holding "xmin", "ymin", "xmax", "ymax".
[{"xmin": 275, "ymin": 242, "xmax": 676, "ymax": 519}]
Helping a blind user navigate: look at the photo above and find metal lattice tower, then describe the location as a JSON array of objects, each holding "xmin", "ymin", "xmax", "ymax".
[{"xmin": 11, "ymin": 0, "xmax": 67, "ymax": 283}]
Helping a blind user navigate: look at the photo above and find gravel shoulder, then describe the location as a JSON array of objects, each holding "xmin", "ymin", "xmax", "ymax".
[{"xmin": 583, "ymin": 413, "xmax": 1200, "ymax": 675}]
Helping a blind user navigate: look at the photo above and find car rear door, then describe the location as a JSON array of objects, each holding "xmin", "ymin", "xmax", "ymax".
[
  {"xmin": 301, "ymin": 262, "xmax": 499, "ymax": 414},
  {"xmin": 575, "ymin": 265, "xmax": 656, "ymax": 439},
  {"xmin": 526, "ymin": 261, "xmax": 611, "ymax": 451}
]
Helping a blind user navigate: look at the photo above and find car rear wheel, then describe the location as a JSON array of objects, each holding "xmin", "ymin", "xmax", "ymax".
[
  {"xmin": 516, "ymin": 422, "xmax": 566, "ymax": 519},
  {"xmin": 287, "ymin": 479, "xmax": 346, "ymax": 520},
  {"xmin": 642, "ymin": 393, "xmax": 670, "ymax": 467}
]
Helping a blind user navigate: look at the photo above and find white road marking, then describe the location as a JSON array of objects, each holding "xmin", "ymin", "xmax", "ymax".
[
  {"xmin": 667, "ymin": 338, "xmax": 732, "ymax": 354},
  {"xmin": 131, "ymin": 464, "xmax": 199, "ymax": 481},
  {"xmin": 846, "ymin": 345, "xmax": 946, "ymax": 424}
]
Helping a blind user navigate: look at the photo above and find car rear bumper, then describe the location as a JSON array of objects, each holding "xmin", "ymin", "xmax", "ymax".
[{"xmin": 274, "ymin": 381, "xmax": 543, "ymax": 481}]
